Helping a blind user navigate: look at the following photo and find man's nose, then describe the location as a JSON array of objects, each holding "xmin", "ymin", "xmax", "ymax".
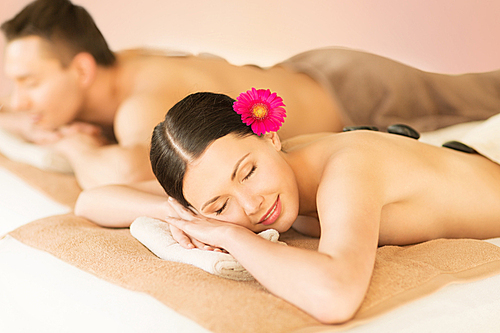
[{"xmin": 10, "ymin": 88, "xmax": 31, "ymax": 111}]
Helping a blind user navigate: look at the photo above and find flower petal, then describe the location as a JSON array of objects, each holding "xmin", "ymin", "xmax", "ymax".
[{"xmin": 233, "ymin": 88, "xmax": 287, "ymax": 135}]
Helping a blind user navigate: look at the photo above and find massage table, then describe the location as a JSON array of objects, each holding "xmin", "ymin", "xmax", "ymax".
[{"xmin": 2, "ymin": 119, "xmax": 500, "ymax": 333}]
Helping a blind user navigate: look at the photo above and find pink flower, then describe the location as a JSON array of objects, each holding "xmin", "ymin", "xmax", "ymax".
[{"xmin": 233, "ymin": 88, "xmax": 286, "ymax": 135}]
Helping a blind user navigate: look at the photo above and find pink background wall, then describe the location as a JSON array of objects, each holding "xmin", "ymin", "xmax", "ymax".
[{"xmin": 2, "ymin": 0, "xmax": 500, "ymax": 97}]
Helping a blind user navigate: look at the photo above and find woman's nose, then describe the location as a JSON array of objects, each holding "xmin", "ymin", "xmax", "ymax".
[{"xmin": 240, "ymin": 192, "xmax": 264, "ymax": 217}]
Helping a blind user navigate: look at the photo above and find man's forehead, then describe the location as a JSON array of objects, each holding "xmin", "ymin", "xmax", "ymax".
[
  {"xmin": 4, "ymin": 36, "xmax": 60, "ymax": 77},
  {"xmin": 6, "ymin": 36, "xmax": 56, "ymax": 59}
]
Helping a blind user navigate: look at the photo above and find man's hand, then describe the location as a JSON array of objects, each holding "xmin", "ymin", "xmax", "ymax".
[
  {"xmin": 24, "ymin": 126, "xmax": 62, "ymax": 145},
  {"xmin": 52, "ymin": 122, "xmax": 109, "ymax": 154},
  {"xmin": 0, "ymin": 109, "xmax": 61, "ymax": 144},
  {"xmin": 59, "ymin": 122, "xmax": 105, "ymax": 138}
]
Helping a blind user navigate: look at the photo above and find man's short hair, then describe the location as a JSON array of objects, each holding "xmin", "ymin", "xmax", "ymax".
[{"xmin": 1, "ymin": 0, "xmax": 116, "ymax": 67}]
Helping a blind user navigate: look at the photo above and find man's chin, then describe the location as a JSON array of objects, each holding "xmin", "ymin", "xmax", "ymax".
[{"xmin": 35, "ymin": 120, "xmax": 59, "ymax": 131}]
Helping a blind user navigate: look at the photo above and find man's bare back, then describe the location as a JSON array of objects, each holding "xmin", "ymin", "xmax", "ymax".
[{"xmin": 112, "ymin": 49, "xmax": 343, "ymax": 144}]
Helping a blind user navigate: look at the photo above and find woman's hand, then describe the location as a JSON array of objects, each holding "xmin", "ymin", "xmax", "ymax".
[
  {"xmin": 169, "ymin": 224, "xmax": 225, "ymax": 252},
  {"xmin": 166, "ymin": 197, "xmax": 235, "ymax": 252}
]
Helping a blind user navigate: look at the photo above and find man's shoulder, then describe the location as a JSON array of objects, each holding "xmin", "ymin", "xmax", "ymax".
[
  {"xmin": 116, "ymin": 93, "xmax": 171, "ymax": 123},
  {"xmin": 116, "ymin": 48, "xmax": 192, "ymax": 60},
  {"xmin": 114, "ymin": 93, "xmax": 179, "ymax": 143}
]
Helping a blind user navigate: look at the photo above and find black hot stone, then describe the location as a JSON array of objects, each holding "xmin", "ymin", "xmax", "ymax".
[
  {"xmin": 387, "ymin": 124, "xmax": 420, "ymax": 140},
  {"xmin": 342, "ymin": 126, "xmax": 379, "ymax": 132},
  {"xmin": 442, "ymin": 141, "xmax": 478, "ymax": 154}
]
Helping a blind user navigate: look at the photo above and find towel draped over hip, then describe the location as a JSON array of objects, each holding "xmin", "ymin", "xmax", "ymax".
[{"xmin": 279, "ymin": 48, "xmax": 500, "ymax": 132}]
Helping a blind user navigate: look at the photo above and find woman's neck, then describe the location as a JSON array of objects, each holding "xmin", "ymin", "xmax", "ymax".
[{"xmin": 281, "ymin": 150, "xmax": 319, "ymax": 217}]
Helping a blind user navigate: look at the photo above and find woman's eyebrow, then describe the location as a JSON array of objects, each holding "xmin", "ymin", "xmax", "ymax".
[
  {"xmin": 201, "ymin": 153, "xmax": 251, "ymax": 211},
  {"xmin": 231, "ymin": 153, "xmax": 250, "ymax": 181},
  {"xmin": 201, "ymin": 196, "xmax": 220, "ymax": 211}
]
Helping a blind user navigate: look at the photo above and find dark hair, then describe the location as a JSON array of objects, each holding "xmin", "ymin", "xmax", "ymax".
[
  {"xmin": 1, "ymin": 0, "xmax": 116, "ymax": 67},
  {"xmin": 150, "ymin": 92, "xmax": 255, "ymax": 207}
]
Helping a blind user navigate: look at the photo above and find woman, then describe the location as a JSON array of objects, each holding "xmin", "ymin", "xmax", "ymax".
[{"xmin": 76, "ymin": 90, "xmax": 500, "ymax": 324}]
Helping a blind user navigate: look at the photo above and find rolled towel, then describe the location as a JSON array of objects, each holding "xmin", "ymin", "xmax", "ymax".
[
  {"xmin": 130, "ymin": 216, "xmax": 286, "ymax": 281},
  {"xmin": 0, "ymin": 127, "xmax": 72, "ymax": 173}
]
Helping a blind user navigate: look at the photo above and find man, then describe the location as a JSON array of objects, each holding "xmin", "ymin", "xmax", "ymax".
[
  {"xmin": 1, "ymin": 0, "xmax": 345, "ymax": 190},
  {"xmin": 2, "ymin": 0, "xmax": 499, "ymax": 189}
]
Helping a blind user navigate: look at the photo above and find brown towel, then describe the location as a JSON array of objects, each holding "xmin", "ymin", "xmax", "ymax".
[
  {"xmin": 280, "ymin": 47, "xmax": 500, "ymax": 132},
  {"xmin": 0, "ymin": 152, "xmax": 80, "ymax": 208},
  {"xmin": 8, "ymin": 214, "xmax": 500, "ymax": 333}
]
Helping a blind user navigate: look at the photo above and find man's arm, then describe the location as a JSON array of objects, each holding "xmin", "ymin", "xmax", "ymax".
[
  {"xmin": 54, "ymin": 94, "xmax": 171, "ymax": 189},
  {"xmin": 54, "ymin": 131, "xmax": 154, "ymax": 189}
]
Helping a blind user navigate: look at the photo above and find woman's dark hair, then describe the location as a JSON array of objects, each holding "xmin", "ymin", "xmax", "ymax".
[
  {"xmin": 150, "ymin": 92, "xmax": 255, "ymax": 207},
  {"xmin": 1, "ymin": 0, "xmax": 116, "ymax": 67}
]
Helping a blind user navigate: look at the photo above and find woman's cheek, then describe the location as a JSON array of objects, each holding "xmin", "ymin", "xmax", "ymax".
[{"xmin": 222, "ymin": 206, "xmax": 246, "ymax": 225}]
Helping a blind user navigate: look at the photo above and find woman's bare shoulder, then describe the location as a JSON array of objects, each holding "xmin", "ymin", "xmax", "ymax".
[
  {"xmin": 300, "ymin": 130, "xmax": 392, "ymax": 160},
  {"xmin": 285, "ymin": 131, "xmax": 390, "ymax": 174},
  {"xmin": 282, "ymin": 132, "xmax": 333, "ymax": 151}
]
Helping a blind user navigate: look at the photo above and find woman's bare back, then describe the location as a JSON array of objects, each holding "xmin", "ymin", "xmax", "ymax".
[
  {"xmin": 288, "ymin": 131, "xmax": 500, "ymax": 246},
  {"xmin": 377, "ymin": 133, "xmax": 500, "ymax": 245}
]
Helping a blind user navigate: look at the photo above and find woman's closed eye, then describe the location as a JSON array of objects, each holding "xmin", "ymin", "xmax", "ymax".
[
  {"xmin": 215, "ymin": 200, "xmax": 228, "ymax": 216},
  {"xmin": 243, "ymin": 165, "xmax": 256, "ymax": 182},
  {"xmin": 213, "ymin": 165, "xmax": 256, "ymax": 216}
]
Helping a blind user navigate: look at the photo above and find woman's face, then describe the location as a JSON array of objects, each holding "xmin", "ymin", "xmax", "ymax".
[{"xmin": 182, "ymin": 133, "xmax": 300, "ymax": 233}]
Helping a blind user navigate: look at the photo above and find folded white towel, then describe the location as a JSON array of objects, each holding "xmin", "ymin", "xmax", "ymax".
[
  {"xmin": 419, "ymin": 121, "xmax": 484, "ymax": 147},
  {"xmin": 130, "ymin": 216, "xmax": 286, "ymax": 281},
  {"xmin": 0, "ymin": 127, "xmax": 72, "ymax": 173},
  {"xmin": 419, "ymin": 113, "xmax": 500, "ymax": 165},
  {"xmin": 460, "ymin": 113, "xmax": 500, "ymax": 165}
]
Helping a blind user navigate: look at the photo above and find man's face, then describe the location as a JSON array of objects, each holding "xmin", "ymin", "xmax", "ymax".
[{"xmin": 4, "ymin": 36, "xmax": 83, "ymax": 130}]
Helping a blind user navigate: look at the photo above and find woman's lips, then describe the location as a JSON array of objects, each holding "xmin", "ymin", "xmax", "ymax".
[{"xmin": 260, "ymin": 196, "xmax": 281, "ymax": 226}]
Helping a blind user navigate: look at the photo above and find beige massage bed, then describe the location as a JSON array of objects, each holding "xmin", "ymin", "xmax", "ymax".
[{"xmin": 2, "ymin": 120, "xmax": 500, "ymax": 333}]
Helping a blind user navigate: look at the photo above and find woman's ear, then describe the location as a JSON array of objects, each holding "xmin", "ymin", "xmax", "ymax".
[
  {"xmin": 263, "ymin": 132, "xmax": 282, "ymax": 151},
  {"xmin": 70, "ymin": 52, "xmax": 97, "ymax": 88}
]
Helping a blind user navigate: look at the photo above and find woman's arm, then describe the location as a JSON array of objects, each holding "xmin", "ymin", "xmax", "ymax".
[
  {"xmin": 75, "ymin": 180, "xmax": 220, "ymax": 250},
  {"xmin": 224, "ymin": 228, "xmax": 379, "ymax": 324},
  {"xmin": 74, "ymin": 180, "xmax": 172, "ymax": 227},
  {"xmin": 165, "ymin": 205, "xmax": 379, "ymax": 324},
  {"xmin": 313, "ymin": 150, "xmax": 382, "ymax": 321},
  {"xmin": 166, "ymin": 168, "xmax": 382, "ymax": 324},
  {"xmin": 164, "ymin": 150, "xmax": 383, "ymax": 324}
]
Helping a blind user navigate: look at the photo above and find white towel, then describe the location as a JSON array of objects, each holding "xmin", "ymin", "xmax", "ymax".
[
  {"xmin": 419, "ymin": 121, "xmax": 484, "ymax": 147},
  {"xmin": 130, "ymin": 216, "xmax": 286, "ymax": 281},
  {"xmin": 419, "ymin": 113, "xmax": 500, "ymax": 165},
  {"xmin": 0, "ymin": 127, "xmax": 72, "ymax": 173},
  {"xmin": 459, "ymin": 113, "xmax": 500, "ymax": 165}
]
